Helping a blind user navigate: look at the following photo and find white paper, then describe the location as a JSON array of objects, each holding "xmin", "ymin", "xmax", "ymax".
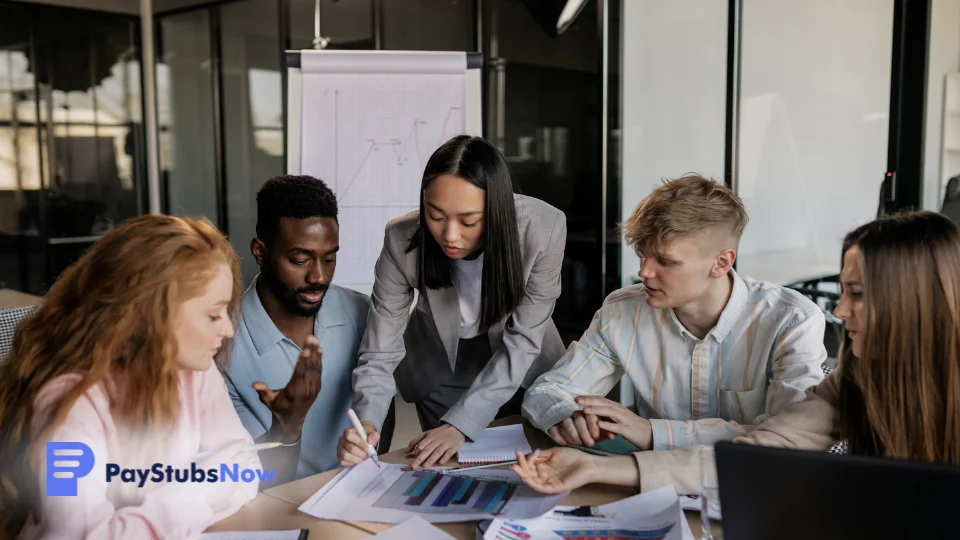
[
  {"xmin": 678, "ymin": 493, "xmax": 722, "ymax": 521},
  {"xmin": 298, "ymin": 460, "xmax": 566, "ymax": 524},
  {"xmin": 484, "ymin": 486, "xmax": 694, "ymax": 540},
  {"xmin": 369, "ymin": 516, "xmax": 457, "ymax": 540},
  {"xmin": 199, "ymin": 531, "xmax": 302, "ymax": 540},
  {"xmin": 299, "ymin": 67, "xmax": 466, "ymax": 288},
  {"xmin": 299, "ymin": 50, "xmax": 468, "ymax": 74},
  {"xmin": 298, "ymin": 466, "xmax": 349, "ymax": 512},
  {"xmin": 458, "ymin": 425, "xmax": 533, "ymax": 464}
]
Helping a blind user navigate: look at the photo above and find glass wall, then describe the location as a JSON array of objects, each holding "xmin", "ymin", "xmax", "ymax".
[
  {"xmin": 488, "ymin": 0, "xmax": 603, "ymax": 342},
  {"xmin": 221, "ymin": 0, "xmax": 284, "ymax": 283},
  {"xmin": 617, "ymin": 0, "xmax": 729, "ymax": 288},
  {"xmin": 615, "ymin": 0, "xmax": 896, "ymax": 289},
  {"xmin": 925, "ymin": 0, "xmax": 960, "ymax": 212},
  {"xmin": 734, "ymin": 0, "xmax": 893, "ymax": 286},
  {"xmin": 0, "ymin": 4, "xmax": 39, "ymax": 292},
  {"xmin": 0, "ymin": 2, "xmax": 144, "ymax": 294},
  {"xmin": 382, "ymin": 0, "xmax": 474, "ymax": 51},
  {"xmin": 157, "ymin": 9, "xmax": 218, "ymax": 222}
]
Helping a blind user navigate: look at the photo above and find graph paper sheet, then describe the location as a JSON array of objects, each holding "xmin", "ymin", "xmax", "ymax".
[
  {"xmin": 298, "ymin": 51, "xmax": 468, "ymax": 287},
  {"xmin": 298, "ymin": 460, "xmax": 566, "ymax": 524}
]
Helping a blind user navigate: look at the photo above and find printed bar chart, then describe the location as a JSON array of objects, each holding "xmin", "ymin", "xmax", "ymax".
[
  {"xmin": 406, "ymin": 472, "xmax": 444, "ymax": 506},
  {"xmin": 298, "ymin": 460, "xmax": 568, "ymax": 524},
  {"xmin": 432, "ymin": 475, "xmax": 466, "ymax": 507},
  {"xmin": 474, "ymin": 482, "xmax": 517, "ymax": 513},
  {"xmin": 453, "ymin": 477, "xmax": 479, "ymax": 504},
  {"xmin": 373, "ymin": 469, "xmax": 523, "ymax": 515}
]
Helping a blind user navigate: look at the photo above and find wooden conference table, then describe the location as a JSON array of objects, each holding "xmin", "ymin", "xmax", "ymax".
[{"xmin": 207, "ymin": 417, "xmax": 721, "ymax": 538}]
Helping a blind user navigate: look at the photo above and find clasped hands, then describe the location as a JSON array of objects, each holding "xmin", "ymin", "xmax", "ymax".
[
  {"xmin": 546, "ymin": 395, "xmax": 653, "ymax": 450},
  {"xmin": 511, "ymin": 395, "xmax": 651, "ymax": 495}
]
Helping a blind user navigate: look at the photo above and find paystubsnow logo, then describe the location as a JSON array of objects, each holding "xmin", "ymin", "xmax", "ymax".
[
  {"xmin": 46, "ymin": 441, "xmax": 276, "ymax": 496},
  {"xmin": 47, "ymin": 442, "xmax": 96, "ymax": 496}
]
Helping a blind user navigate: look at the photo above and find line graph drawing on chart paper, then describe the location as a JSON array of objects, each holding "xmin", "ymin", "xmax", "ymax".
[
  {"xmin": 301, "ymin": 74, "xmax": 466, "ymax": 210},
  {"xmin": 299, "ymin": 72, "xmax": 467, "ymax": 286},
  {"xmin": 337, "ymin": 105, "xmax": 462, "ymax": 203}
]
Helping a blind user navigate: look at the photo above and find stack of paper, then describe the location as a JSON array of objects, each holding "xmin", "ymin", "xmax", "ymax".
[
  {"xmin": 482, "ymin": 486, "xmax": 695, "ymax": 540},
  {"xmin": 458, "ymin": 425, "xmax": 532, "ymax": 464}
]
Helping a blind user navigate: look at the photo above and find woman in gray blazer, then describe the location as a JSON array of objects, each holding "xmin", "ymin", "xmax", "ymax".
[{"xmin": 338, "ymin": 135, "xmax": 568, "ymax": 469}]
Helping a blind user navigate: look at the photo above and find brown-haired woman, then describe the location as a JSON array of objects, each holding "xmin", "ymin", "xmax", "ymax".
[
  {"xmin": 511, "ymin": 210, "xmax": 960, "ymax": 494},
  {"xmin": 0, "ymin": 215, "xmax": 314, "ymax": 539}
]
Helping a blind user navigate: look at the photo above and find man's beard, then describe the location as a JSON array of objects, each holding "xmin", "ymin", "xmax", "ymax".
[{"xmin": 260, "ymin": 262, "xmax": 327, "ymax": 317}]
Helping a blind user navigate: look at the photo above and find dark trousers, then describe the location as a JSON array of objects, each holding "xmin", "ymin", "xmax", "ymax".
[{"xmin": 413, "ymin": 333, "xmax": 524, "ymax": 436}]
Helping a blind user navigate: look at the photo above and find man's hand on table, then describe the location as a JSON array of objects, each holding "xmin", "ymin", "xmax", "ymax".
[{"xmin": 547, "ymin": 396, "xmax": 653, "ymax": 450}]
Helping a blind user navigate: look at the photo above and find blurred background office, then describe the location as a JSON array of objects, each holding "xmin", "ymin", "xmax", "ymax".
[{"xmin": 0, "ymin": 0, "xmax": 957, "ymax": 348}]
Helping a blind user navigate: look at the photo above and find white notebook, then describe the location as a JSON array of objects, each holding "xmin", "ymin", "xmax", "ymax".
[{"xmin": 457, "ymin": 425, "xmax": 532, "ymax": 465}]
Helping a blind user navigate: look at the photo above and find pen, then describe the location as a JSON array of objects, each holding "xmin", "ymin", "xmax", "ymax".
[
  {"xmin": 194, "ymin": 441, "xmax": 282, "ymax": 461},
  {"xmin": 346, "ymin": 408, "xmax": 381, "ymax": 468}
]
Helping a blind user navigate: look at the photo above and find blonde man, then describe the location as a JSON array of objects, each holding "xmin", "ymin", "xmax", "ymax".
[{"xmin": 522, "ymin": 175, "xmax": 826, "ymax": 453}]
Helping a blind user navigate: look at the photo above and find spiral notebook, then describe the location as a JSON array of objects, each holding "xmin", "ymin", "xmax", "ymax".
[{"xmin": 457, "ymin": 425, "xmax": 532, "ymax": 465}]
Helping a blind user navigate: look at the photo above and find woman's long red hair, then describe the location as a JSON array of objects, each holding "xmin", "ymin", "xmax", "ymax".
[{"xmin": 0, "ymin": 214, "xmax": 241, "ymax": 537}]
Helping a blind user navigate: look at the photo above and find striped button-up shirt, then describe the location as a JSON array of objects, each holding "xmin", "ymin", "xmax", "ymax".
[{"xmin": 522, "ymin": 270, "xmax": 827, "ymax": 450}]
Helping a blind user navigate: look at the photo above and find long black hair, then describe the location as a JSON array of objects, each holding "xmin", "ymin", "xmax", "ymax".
[{"xmin": 407, "ymin": 135, "xmax": 524, "ymax": 333}]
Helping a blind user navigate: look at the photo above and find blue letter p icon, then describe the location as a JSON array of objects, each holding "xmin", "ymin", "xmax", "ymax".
[{"xmin": 46, "ymin": 442, "xmax": 95, "ymax": 496}]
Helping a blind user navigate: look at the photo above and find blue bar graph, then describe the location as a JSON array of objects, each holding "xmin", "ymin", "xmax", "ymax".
[
  {"xmin": 406, "ymin": 472, "xmax": 435, "ymax": 498},
  {"xmin": 453, "ymin": 477, "xmax": 479, "ymax": 504},
  {"xmin": 473, "ymin": 481, "xmax": 501, "ymax": 510},
  {"xmin": 373, "ymin": 470, "xmax": 524, "ymax": 515},
  {"xmin": 406, "ymin": 472, "xmax": 443, "ymax": 505},
  {"xmin": 431, "ymin": 476, "xmax": 466, "ymax": 507},
  {"xmin": 451, "ymin": 477, "xmax": 474, "ymax": 504},
  {"xmin": 493, "ymin": 484, "xmax": 517, "ymax": 513},
  {"xmin": 483, "ymin": 483, "xmax": 510, "ymax": 512}
]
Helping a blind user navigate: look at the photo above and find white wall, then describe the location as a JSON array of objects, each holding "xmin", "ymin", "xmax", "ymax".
[
  {"xmin": 735, "ymin": 0, "xmax": 893, "ymax": 285},
  {"xmin": 619, "ymin": 0, "xmax": 728, "ymax": 288},
  {"xmin": 924, "ymin": 0, "xmax": 960, "ymax": 211}
]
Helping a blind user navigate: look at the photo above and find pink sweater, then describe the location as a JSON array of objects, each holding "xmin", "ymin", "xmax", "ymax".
[{"xmin": 19, "ymin": 365, "xmax": 261, "ymax": 539}]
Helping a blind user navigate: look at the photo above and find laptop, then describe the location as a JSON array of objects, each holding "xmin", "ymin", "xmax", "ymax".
[{"xmin": 714, "ymin": 441, "xmax": 960, "ymax": 540}]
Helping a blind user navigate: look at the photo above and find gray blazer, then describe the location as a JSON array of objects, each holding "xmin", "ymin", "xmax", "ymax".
[{"xmin": 351, "ymin": 194, "xmax": 568, "ymax": 441}]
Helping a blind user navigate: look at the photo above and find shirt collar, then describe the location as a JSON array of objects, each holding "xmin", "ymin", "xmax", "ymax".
[
  {"xmin": 710, "ymin": 269, "xmax": 747, "ymax": 342},
  {"xmin": 666, "ymin": 269, "xmax": 747, "ymax": 343},
  {"xmin": 240, "ymin": 276, "xmax": 347, "ymax": 356}
]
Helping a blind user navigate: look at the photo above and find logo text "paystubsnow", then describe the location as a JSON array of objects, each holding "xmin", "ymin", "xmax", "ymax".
[{"xmin": 106, "ymin": 462, "xmax": 276, "ymax": 488}]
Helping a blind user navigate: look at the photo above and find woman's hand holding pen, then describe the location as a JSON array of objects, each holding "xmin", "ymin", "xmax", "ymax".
[{"xmin": 337, "ymin": 421, "xmax": 380, "ymax": 466}]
